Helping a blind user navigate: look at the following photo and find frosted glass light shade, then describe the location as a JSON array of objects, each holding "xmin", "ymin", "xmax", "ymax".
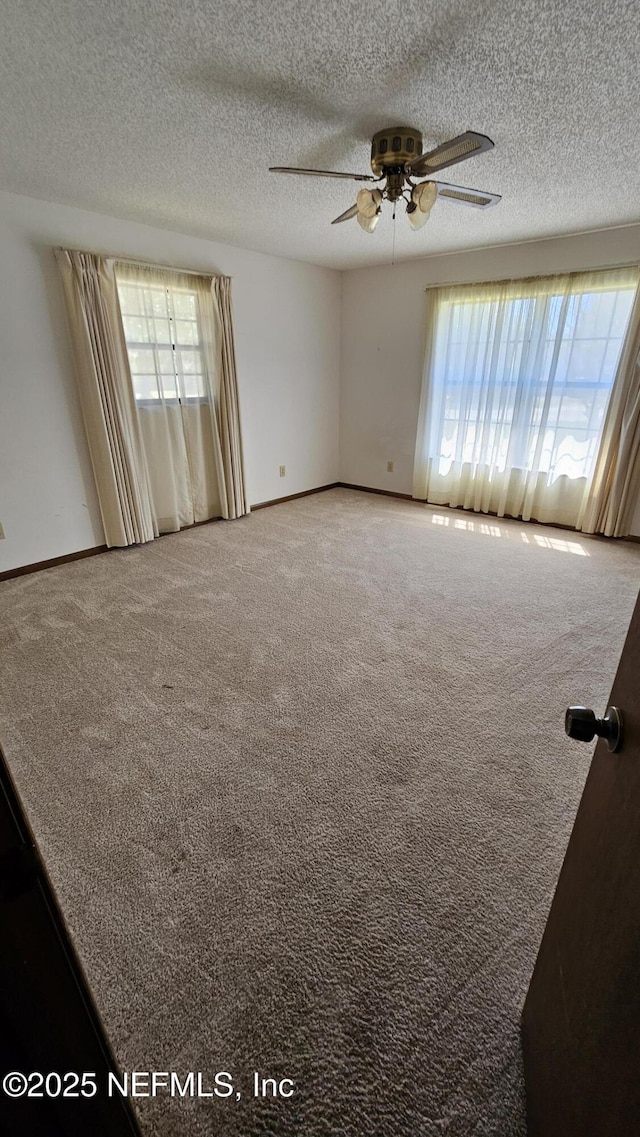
[
  {"xmin": 356, "ymin": 187, "xmax": 382, "ymax": 218},
  {"xmin": 357, "ymin": 210, "xmax": 379, "ymax": 233},
  {"xmin": 408, "ymin": 180, "xmax": 438, "ymax": 228},
  {"xmin": 407, "ymin": 203, "xmax": 430, "ymax": 229}
]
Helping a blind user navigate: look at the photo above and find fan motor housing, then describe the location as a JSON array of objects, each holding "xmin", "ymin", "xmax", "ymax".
[{"xmin": 370, "ymin": 126, "xmax": 423, "ymax": 176}]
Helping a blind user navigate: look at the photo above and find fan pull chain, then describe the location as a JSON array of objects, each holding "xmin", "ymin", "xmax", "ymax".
[{"xmin": 391, "ymin": 203, "xmax": 397, "ymax": 266}]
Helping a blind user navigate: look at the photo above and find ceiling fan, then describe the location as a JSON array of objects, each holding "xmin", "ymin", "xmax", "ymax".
[{"xmin": 270, "ymin": 126, "xmax": 501, "ymax": 233}]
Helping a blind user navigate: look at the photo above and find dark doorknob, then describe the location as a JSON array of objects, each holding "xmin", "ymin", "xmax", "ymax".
[{"xmin": 565, "ymin": 706, "xmax": 623, "ymax": 753}]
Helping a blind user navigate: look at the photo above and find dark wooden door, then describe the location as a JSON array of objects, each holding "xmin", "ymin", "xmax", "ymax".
[
  {"xmin": 0, "ymin": 746, "xmax": 142, "ymax": 1137},
  {"xmin": 522, "ymin": 588, "xmax": 640, "ymax": 1135}
]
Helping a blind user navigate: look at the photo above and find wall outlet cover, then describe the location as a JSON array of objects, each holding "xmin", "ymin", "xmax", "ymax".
[{"xmin": 279, "ymin": 466, "xmax": 286, "ymax": 477}]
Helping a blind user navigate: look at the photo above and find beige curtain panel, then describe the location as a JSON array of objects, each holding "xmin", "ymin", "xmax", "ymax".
[
  {"xmin": 55, "ymin": 249, "xmax": 156, "ymax": 547},
  {"xmin": 212, "ymin": 276, "xmax": 249, "ymax": 519},
  {"xmin": 578, "ymin": 285, "xmax": 640, "ymax": 536}
]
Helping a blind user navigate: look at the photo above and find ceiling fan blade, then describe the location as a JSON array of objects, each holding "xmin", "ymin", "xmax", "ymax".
[
  {"xmin": 331, "ymin": 203, "xmax": 359, "ymax": 225},
  {"xmin": 406, "ymin": 131, "xmax": 494, "ymax": 177},
  {"xmin": 269, "ymin": 166, "xmax": 376, "ymax": 182},
  {"xmin": 434, "ymin": 180, "xmax": 501, "ymax": 208}
]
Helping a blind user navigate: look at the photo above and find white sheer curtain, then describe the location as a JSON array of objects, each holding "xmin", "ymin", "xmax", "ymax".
[
  {"xmin": 413, "ymin": 267, "xmax": 639, "ymax": 528},
  {"xmin": 115, "ymin": 263, "xmax": 225, "ymax": 533}
]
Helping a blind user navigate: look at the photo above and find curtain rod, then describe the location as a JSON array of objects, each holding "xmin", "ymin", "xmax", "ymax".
[
  {"xmin": 115, "ymin": 254, "xmax": 229, "ymax": 279},
  {"xmin": 423, "ymin": 261, "xmax": 640, "ymax": 291},
  {"xmin": 55, "ymin": 247, "xmax": 230, "ymax": 279}
]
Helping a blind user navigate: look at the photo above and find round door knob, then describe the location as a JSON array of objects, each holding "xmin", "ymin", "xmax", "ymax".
[{"xmin": 565, "ymin": 706, "xmax": 623, "ymax": 753}]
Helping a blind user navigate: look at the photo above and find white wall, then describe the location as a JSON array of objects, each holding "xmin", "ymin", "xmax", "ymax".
[
  {"xmin": 0, "ymin": 191, "xmax": 340, "ymax": 573},
  {"xmin": 340, "ymin": 225, "xmax": 640, "ymax": 534},
  {"xmin": 3, "ymin": 196, "xmax": 640, "ymax": 574}
]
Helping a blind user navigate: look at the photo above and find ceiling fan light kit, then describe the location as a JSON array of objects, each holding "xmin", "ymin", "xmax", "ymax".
[
  {"xmin": 407, "ymin": 180, "xmax": 439, "ymax": 229},
  {"xmin": 357, "ymin": 211, "xmax": 379, "ymax": 233},
  {"xmin": 270, "ymin": 126, "xmax": 501, "ymax": 235},
  {"xmin": 356, "ymin": 187, "xmax": 383, "ymax": 218}
]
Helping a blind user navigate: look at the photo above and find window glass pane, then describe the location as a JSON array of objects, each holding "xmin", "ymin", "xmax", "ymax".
[
  {"xmin": 589, "ymin": 386, "xmax": 613, "ymax": 430},
  {"xmin": 158, "ymin": 349, "xmax": 175, "ymax": 375},
  {"xmin": 610, "ymin": 290, "xmax": 636, "ymax": 337},
  {"xmin": 567, "ymin": 340, "xmax": 607, "ymax": 384},
  {"xmin": 131, "ymin": 374, "xmax": 159, "ymax": 401},
  {"xmin": 153, "ymin": 319, "xmax": 172, "ymax": 345},
  {"xmin": 118, "ymin": 285, "xmax": 142, "ymax": 315},
  {"xmin": 557, "ymin": 393, "xmax": 590, "ymax": 428},
  {"xmin": 128, "ymin": 348, "xmax": 156, "ymax": 374},
  {"xmin": 172, "ymin": 292, "xmax": 197, "ymax": 318},
  {"xmin": 545, "ymin": 294, "xmax": 564, "ymax": 339},
  {"xmin": 149, "ymin": 289, "xmax": 168, "ymax": 317},
  {"xmin": 561, "ymin": 294, "xmax": 580, "ymax": 337},
  {"xmin": 122, "ymin": 315, "xmax": 149, "ymax": 343},
  {"xmin": 602, "ymin": 338, "xmax": 624, "ymax": 377},
  {"xmin": 182, "ymin": 375, "xmax": 206, "ymax": 400},
  {"xmin": 177, "ymin": 348, "xmax": 205, "ymax": 375},
  {"xmin": 159, "ymin": 377, "xmax": 179, "ymax": 401},
  {"xmin": 175, "ymin": 319, "xmax": 199, "ymax": 346},
  {"xmin": 590, "ymin": 291, "xmax": 617, "ymax": 337},
  {"xmin": 573, "ymin": 294, "xmax": 601, "ymax": 338}
]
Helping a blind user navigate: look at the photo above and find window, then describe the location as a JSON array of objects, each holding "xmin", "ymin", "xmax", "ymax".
[
  {"xmin": 431, "ymin": 277, "xmax": 636, "ymax": 482},
  {"xmin": 117, "ymin": 279, "xmax": 207, "ymax": 404},
  {"xmin": 415, "ymin": 266, "xmax": 640, "ymax": 526},
  {"xmin": 114, "ymin": 264, "xmax": 222, "ymax": 532}
]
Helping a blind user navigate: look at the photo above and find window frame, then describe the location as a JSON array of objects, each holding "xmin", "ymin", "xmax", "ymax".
[
  {"xmin": 427, "ymin": 271, "xmax": 638, "ymax": 481},
  {"xmin": 117, "ymin": 278, "xmax": 210, "ymax": 407}
]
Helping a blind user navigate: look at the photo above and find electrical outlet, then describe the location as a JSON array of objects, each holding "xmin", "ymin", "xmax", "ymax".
[
  {"xmin": 387, "ymin": 461, "xmax": 394, "ymax": 473},
  {"xmin": 279, "ymin": 465, "xmax": 286, "ymax": 477},
  {"xmin": 0, "ymin": 522, "xmax": 5, "ymax": 539}
]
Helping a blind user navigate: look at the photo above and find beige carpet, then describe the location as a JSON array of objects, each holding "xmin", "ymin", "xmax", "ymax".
[{"xmin": 1, "ymin": 487, "xmax": 639, "ymax": 1137}]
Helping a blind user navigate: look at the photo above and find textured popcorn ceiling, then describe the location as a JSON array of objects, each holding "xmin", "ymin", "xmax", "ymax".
[{"xmin": 1, "ymin": 0, "xmax": 639, "ymax": 269}]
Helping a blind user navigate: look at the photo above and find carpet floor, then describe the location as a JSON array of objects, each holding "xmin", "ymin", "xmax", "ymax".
[{"xmin": 1, "ymin": 488, "xmax": 639, "ymax": 1137}]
